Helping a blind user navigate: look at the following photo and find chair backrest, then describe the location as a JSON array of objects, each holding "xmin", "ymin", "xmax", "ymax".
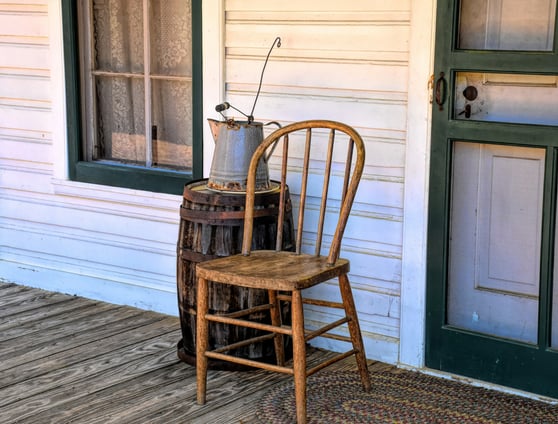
[{"xmin": 242, "ymin": 120, "xmax": 365, "ymax": 266}]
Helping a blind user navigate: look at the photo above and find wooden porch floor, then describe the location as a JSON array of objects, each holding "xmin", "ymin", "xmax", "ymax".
[{"xmin": 0, "ymin": 282, "xmax": 390, "ymax": 423}]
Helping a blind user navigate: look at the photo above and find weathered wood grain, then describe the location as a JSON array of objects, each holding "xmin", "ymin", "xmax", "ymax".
[
  {"xmin": 0, "ymin": 283, "xmax": 383, "ymax": 424},
  {"xmin": 0, "ymin": 320, "xmax": 180, "ymax": 400},
  {"xmin": 0, "ymin": 296, "xmax": 96, "ymax": 333},
  {"xmin": 0, "ymin": 308, "xmax": 155, "ymax": 371},
  {"xmin": 0, "ymin": 342, "xmax": 182, "ymax": 422},
  {"xmin": 0, "ymin": 317, "xmax": 179, "ymax": 389},
  {"xmin": 0, "ymin": 285, "xmax": 44, "ymax": 305},
  {"xmin": 0, "ymin": 301, "xmax": 112, "ymax": 342},
  {"xmin": 0, "ymin": 289, "xmax": 72, "ymax": 318},
  {"xmin": 0, "ymin": 283, "xmax": 29, "ymax": 298}
]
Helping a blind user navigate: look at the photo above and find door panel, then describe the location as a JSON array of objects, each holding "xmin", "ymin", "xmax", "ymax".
[{"xmin": 448, "ymin": 143, "xmax": 544, "ymax": 343}]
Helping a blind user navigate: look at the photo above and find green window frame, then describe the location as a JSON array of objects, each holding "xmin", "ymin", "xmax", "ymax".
[{"xmin": 61, "ymin": 0, "xmax": 203, "ymax": 195}]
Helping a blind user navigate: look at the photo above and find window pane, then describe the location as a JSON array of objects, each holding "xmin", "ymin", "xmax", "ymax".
[
  {"xmin": 458, "ymin": 0, "xmax": 556, "ymax": 51},
  {"xmin": 150, "ymin": 0, "xmax": 192, "ymax": 76},
  {"xmin": 454, "ymin": 72, "xmax": 558, "ymax": 126},
  {"xmin": 95, "ymin": 76, "xmax": 146, "ymax": 164},
  {"xmin": 82, "ymin": 0, "xmax": 195, "ymax": 176},
  {"xmin": 93, "ymin": 0, "xmax": 144, "ymax": 73},
  {"xmin": 151, "ymin": 79, "xmax": 192, "ymax": 170}
]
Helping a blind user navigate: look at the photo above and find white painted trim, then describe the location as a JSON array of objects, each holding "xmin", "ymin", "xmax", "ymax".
[
  {"xmin": 0, "ymin": 260, "xmax": 179, "ymax": 315},
  {"xmin": 399, "ymin": 0, "xmax": 436, "ymax": 367},
  {"xmin": 202, "ymin": 0, "xmax": 225, "ymax": 177},
  {"xmin": 51, "ymin": 178, "xmax": 180, "ymax": 211},
  {"xmin": 48, "ymin": 0, "xmax": 68, "ymax": 181}
]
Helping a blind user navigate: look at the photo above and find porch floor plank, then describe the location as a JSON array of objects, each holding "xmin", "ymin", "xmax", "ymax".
[
  {"xmin": 0, "ymin": 283, "xmax": 32, "ymax": 299},
  {"xmin": 0, "ymin": 283, "xmax": 382, "ymax": 423},
  {"xmin": 0, "ymin": 316, "xmax": 179, "ymax": 390},
  {"xmin": 0, "ymin": 307, "xmax": 156, "ymax": 371},
  {"xmin": 0, "ymin": 289, "xmax": 72, "ymax": 318},
  {"xmin": 0, "ymin": 296, "xmax": 99, "ymax": 334},
  {"xmin": 0, "ymin": 300, "xmax": 116, "ymax": 344},
  {"xmin": 0, "ymin": 323, "xmax": 179, "ymax": 408}
]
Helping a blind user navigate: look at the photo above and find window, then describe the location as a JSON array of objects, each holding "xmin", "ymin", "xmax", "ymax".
[{"xmin": 62, "ymin": 0, "xmax": 202, "ymax": 194}]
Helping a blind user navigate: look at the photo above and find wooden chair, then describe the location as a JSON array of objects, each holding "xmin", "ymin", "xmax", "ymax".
[{"xmin": 195, "ymin": 120, "xmax": 371, "ymax": 423}]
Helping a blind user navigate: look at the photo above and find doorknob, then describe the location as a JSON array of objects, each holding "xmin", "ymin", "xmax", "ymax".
[
  {"xmin": 458, "ymin": 85, "xmax": 478, "ymax": 118},
  {"xmin": 463, "ymin": 86, "xmax": 478, "ymax": 101}
]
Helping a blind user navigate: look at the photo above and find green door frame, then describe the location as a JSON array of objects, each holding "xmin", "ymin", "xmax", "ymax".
[{"xmin": 426, "ymin": 0, "xmax": 558, "ymax": 398}]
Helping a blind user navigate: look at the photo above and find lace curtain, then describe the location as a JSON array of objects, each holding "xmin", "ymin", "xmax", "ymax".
[{"xmin": 91, "ymin": 0, "xmax": 193, "ymax": 170}]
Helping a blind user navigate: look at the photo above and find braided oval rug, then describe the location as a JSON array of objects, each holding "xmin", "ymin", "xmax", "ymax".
[{"xmin": 256, "ymin": 370, "xmax": 558, "ymax": 423}]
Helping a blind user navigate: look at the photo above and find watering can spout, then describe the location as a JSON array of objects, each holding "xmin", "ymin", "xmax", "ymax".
[{"xmin": 207, "ymin": 118, "xmax": 221, "ymax": 144}]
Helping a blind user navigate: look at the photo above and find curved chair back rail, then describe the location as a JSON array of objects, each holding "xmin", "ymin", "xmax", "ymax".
[{"xmin": 242, "ymin": 119, "xmax": 365, "ymax": 265}]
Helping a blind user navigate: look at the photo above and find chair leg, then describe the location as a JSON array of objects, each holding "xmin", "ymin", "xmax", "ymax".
[
  {"xmin": 196, "ymin": 276, "xmax": 209, "ymax": 404},
  {"xmin": 291, "ymin": 289, "xmax": 307, "ymax": 424},
  {"xmin": 268, "ymin": 289, "xmax": 285, "ymax": 366},
  {"xmin": 339, "ymin": 274, "xmax": 371, "ymax": 391}
]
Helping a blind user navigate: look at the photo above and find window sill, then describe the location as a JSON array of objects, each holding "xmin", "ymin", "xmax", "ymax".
[
  {"xmin": 51, "ymin": 178, "xmax": 182, "ymax": 212},
  {"xmin": 70, "ymin": 161, "xmax": 193, "ymax": 195}
]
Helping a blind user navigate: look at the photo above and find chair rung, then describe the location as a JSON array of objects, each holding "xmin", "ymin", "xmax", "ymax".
[
  {"xmin": 205, "ymin": 313, "xmax": 292, "ymax": 335},
  {"xmin": 205, "ymin": 351, "xmax": 294, "ymax": 375},
  {"xmin": 319, "ymin": 332, "xmax": 352, "ymax": 343},
  {"xmin": 307, "ymin": 349, "xmax": 357, "ymax": 377},
  {"xmin": 221, "ymin": 303, "xmax": 272, "ymax": 319},
  {"xmin": 207, "ymin": 347, "xmax": 358, "ymax": 378},
  {"xmin": 276, "ymin": 294, "xmax": 344, "ymax": 309},
  {"xmin": 212, "ymin": 333, "xmax": 276, "ymax": 354},
  {"xmin": 207, "ymin": 312, "xmax": 352, "ymax": 343},
  {"xmin": 305, "ymin": 317, "xmax": 350, "ymax": 341}
]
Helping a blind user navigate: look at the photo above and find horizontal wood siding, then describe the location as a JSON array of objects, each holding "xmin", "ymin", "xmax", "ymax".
[
  {"xmin": 1, "ymin": 0, "xmax": 412, "ymax": 363},
  {"xmin": 0, "ymin": 2, "xmax": 50, "ymax": 155},
  {"xmin": 221, "ymin": 0, "xmax": 410, "ymax": 361},
  {"xmin": 0, "ymin": 1, "xmax": 181, "ymax": 313}
]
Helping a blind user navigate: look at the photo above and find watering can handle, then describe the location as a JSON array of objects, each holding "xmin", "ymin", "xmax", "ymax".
[{"xmin": 263, "ymin": 121, "xmax": 282, "ymax": 162}]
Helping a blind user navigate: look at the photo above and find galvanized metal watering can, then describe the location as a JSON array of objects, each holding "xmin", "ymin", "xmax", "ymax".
[
  {"xmin": 207, "ymin": 36, "xmax": 282, "ymax": 193},
  {"xmin": 207, "ymin": 118, "xmax": 279, "ymax": 192}
]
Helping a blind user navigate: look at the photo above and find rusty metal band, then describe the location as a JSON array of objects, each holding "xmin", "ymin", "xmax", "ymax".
[
  {"xmin": 182, "ymin": 179, "xmax": 283, "ymax": 207},
  {"xmin": 179, "ymin": 250, "xmax": 221, "ymax": 263},
  {"xmin": 179, "ymin": 205, "xmax": 279, "ymax": 225}
]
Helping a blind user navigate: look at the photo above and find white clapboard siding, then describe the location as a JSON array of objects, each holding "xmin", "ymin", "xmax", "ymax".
[
  {"xmin": 1, "ymin": 0, "xmax": 412, "ymax": 364},
  {"xmin": 219, "ymin": 0, "xmax": 409, "ymax": 361},
  {"xmin": 0, "ymin": 1, "xmax": 52, "ymax": 174},
  {"xmin": 0, "ymin": 1, "xmax": 183, "ymax": 313}
]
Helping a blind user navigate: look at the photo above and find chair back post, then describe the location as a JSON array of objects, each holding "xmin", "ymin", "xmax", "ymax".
[
  {"xmin": 314, "ymin": 128, "xmax": 335, "ymax": 256},
  {"xmin": 295, "ymin": 128, "xmax": 312, "ymax": 254},
  {"xmin": 241, "ymin": 132, "xmax": 280, "ymax": 255},
  {"xmin": 327, "ymin": 129, "xmax": 365, "ymax": 265},
  {"xmin": 275, "ymin": 134, "xmax": 290, "ymax": 251}
]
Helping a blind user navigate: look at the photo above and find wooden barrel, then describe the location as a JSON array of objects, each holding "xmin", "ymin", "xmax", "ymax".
[{"xmin": 176, "ymin": 179, "xmax": 293, "ymax": 369}]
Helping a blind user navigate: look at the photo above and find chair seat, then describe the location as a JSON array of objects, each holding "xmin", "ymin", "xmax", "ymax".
[{"xmin": 196, "ymin": 250, "xmax": 349, "ymax": 291}]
